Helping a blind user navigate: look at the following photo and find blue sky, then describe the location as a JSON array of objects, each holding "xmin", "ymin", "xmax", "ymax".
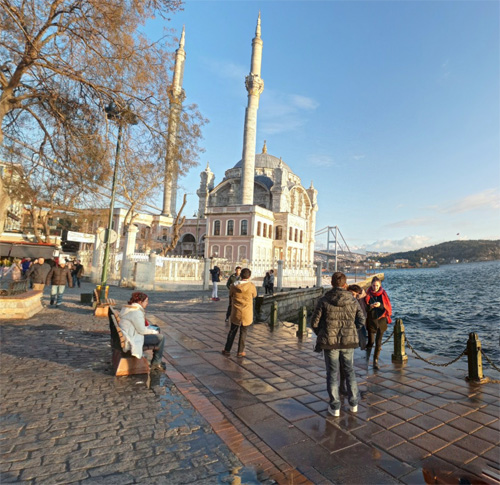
[{"xmin": 148, "ymin": 0, "xmax": 499, "ymax": 252}]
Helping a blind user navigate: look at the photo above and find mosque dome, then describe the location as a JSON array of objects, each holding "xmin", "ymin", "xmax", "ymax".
[{"xmin": 232, "ymin": 141, "xmax": 293, "ymax": 173}]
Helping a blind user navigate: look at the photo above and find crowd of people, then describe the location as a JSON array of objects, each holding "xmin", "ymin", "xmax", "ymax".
[
  {"xmin": 0, "ymin": 256, "xmax": 84, "ymax": 307},
  {"xmin": 3, "ymin": 254, "xmax": 392, "ymax": 417}
]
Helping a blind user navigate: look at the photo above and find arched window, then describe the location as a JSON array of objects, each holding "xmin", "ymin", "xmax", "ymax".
[
  {"xmin": 263, "ymin": 223, "xmax": 267, "ymax": 238},
  {"xmin": 257, "ymin": 221, "xmax": 261, "ymax": 236},
  {"xmin": 238, "ymin": 245, "xmax": 247, "ymax": 261},
  {"xmin": 275, "ymin": 226, "xmax": 283, "ymax": 240},
  {"xmin": 300, "ymin": 230, "xmax": 303, "ymax": 243},
  {"xmin": 268, "ymin": 225, "xmax": 272, "ymax": 238},
  {"xmin": 227, "ymin": 220, "xmax": 234, "ymax": 236},
  {"xmin": 240, "ymin": 220, "xmax": 248, "ymax": 236},
  {"xmin": 213, "ymin": 220, "xmax": 221, "ymax": 236},
  {"xmin": 295, "ymin": 229, "xmax": 298, "ymax": 242},
  {"xmin": 289, "ymin": 227, "xmax": 293, "ymax": 241},
  {"xmin": 212, "ymin": 245, "xmax": 219, "ymax": 257},
  {"xmin": 225, "ymin": 245, "xmax": 233, "ymax": 260}
]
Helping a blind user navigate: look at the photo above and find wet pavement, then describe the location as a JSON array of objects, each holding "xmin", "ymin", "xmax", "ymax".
[{"xmin": 1, "ymin": 282, "xmax": 499, "ymax": 484}]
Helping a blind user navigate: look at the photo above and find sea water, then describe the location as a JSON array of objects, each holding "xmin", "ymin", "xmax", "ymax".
[{"xmin": 381, "ymin": 260, "xmax": 500, "ymax": 363}]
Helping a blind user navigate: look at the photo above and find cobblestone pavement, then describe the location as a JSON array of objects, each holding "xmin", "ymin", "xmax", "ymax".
[
  {"xmin": 0, "ymin": 283, "xmax": 273, "ymax": 484},
  {"xmin": 1, "ymin": 282, "xmax": 500, "ymax": 484}
]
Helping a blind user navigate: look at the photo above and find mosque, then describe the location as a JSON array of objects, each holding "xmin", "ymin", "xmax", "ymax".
[{"xmin": 173, "ymin": 15, "xmax": 318, "ymax": 270}]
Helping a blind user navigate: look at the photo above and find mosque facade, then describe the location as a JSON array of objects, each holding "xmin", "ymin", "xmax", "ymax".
[{"xmin": 175, "ymin": 15, "xmax": 318, "ymax": 269}]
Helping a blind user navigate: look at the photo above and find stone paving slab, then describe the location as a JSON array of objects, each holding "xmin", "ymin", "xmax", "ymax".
[{"xmin": 1, "ymin": 282, "xmax": 499, "ymax": 484}]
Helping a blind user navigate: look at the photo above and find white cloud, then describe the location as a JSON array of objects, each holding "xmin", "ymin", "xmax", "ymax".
[
  {"xmin": 439, "ymin": 188, "xmax": 500, "ymax": 214},
  {"xmin": 384, "ymin": 217, "xmax": 432, "ymax": 229},
  {"xmin": 364, "ymin": 235, "xmax": 432, "ymax": 253},
  {"xmin": 289, "ymin": 94, "xmax": 319, "ymax": 111},
  {"xmin": 306, "ymin": 154, "xmax": 336, "ymax": 167},
  {"xmin": 352, "ymin": 154, "xmax": 366, "ymax": 161},
  {"xmin": 260, "ymin": 89, "xmax": 319, "ymax": 135},
  {"xmin": 202, "ymin": 58, "xmax": 247, "ymax": 81}
]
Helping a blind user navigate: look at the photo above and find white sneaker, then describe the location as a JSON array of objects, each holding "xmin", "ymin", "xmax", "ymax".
[
  {"xmin": 350, "ymin": 405, "xmax": 358, "ymax": 413},
  {"xmin": 328, "ymin": 406, "xmax": 340, "ymax": 417}
]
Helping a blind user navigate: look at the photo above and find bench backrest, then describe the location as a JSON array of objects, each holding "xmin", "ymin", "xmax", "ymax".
[
  {"xmin": 93, "ymin": 289, "xmax": 100, "ymax": 304},
  {"xmin": 108, "ymin": 307, "xmax": 127, "ymax": 352}
]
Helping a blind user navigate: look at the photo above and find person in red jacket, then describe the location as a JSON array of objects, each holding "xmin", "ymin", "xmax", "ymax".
[{"xmin": 365, "ymin": 276, "xmax": 392, "ymax": 370}]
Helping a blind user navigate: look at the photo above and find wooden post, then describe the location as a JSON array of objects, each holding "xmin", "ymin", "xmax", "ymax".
[
  {"xmin": 270, "ymin": 301, "xmax": 278, "ymax": 327},
  {"xmin": 466, "ymin": 333, "xmax": 485, "ymax": 382},
  {"xmin": 391, "ymin": 319, "xmax": 408, "ymax": 363},
  {"xmin": 296, "ymin": 306, "xmax": 307, "ymax": 337}
]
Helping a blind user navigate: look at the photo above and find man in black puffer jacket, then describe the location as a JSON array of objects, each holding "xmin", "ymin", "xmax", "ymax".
[
  {"xmin": 46, "ymin": 260, "xmax": 73, "ymax": 307},
  {"xmin": 311, "ymin": 272, "xmax": 365, "ymax": 417}
]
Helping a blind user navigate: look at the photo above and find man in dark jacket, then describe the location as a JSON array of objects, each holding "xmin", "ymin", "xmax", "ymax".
[
  {"xmin": 311, "ymin": 272, "xmax": 365, "ymax": 417},
  {"xmin": 27, "ymin": 257, "xmax": 51, "ymax": 291},
  {"xmin": 46, "ymin": 260, "xmax": 73, "ymax": 307},
  {"xmin": 71, "ymin": 260, "xmax": 84, "ymax": 288}
]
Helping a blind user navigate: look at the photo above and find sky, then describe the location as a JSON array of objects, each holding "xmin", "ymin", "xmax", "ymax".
[{"xmin": 147, "ymin": 0, "xmax": 499, "ymax": 253}]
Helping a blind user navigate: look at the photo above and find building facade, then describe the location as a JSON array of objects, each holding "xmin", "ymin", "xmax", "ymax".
[{"xmin": 175, "ymin": 15, "xmax": 318, "ymax": 269}]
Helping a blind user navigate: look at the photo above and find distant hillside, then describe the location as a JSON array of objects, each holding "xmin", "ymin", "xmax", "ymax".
[{"xmin": 377, "ymin": 240, "xmax": 500, "ymax": 264}]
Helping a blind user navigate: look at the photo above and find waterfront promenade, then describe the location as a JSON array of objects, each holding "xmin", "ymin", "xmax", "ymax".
[{"xmin": 1, "ymin": 283, "xmax": 499, "ymax": 484}]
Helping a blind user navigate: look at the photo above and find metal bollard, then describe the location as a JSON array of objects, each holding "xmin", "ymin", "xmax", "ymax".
[
  {"xmin": 270, "ymin": 301, "xmax": 278, "ymax": 327},
  {"xmin": 296, "ymin": 306, "xmax": 307, "ymax": 337},
  {"xmin": 391, "ymin": 319, "xmax": 408, "ymax": 363},
  {"xmin": 466, "ymin": 333, "xmax": 485, "ymax": 382}
]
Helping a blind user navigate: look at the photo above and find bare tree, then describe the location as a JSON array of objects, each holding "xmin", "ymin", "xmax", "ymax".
[{"xmin": 0, "ymin": 0, "xmax": 205, "ymax": 232}]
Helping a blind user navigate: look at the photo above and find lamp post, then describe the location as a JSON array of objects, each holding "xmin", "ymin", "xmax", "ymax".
[{"xmin": 99, "ymin": 102, "xmax": 137, "ymax": 300}]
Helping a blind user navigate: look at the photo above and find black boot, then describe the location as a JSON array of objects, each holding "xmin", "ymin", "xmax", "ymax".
[
  {"xmin": 365, "ymin": 346, "xmax": 373, "ymax": 362},
  {"xmin": 373, "ymin": 348, "xmax": 381, "ymax": 370}
]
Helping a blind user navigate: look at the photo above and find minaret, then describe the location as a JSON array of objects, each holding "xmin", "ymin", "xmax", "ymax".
[
  {"xmin": 162, "ymin": 26, "xmax": 186, "ymax": 217},
  {"xmin": 240, "ymin": 13, "xmax": 264, "ymax": 205}
]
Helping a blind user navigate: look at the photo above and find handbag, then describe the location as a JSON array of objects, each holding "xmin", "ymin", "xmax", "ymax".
[{"xmin": 358, "ymin": 325, "xmax": 368, "ymax": 350}]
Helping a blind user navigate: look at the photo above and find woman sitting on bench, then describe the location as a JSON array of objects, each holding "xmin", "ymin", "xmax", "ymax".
[{"xmin": 119, "ymin": 292, "xmax": 166, "ymax": 371}]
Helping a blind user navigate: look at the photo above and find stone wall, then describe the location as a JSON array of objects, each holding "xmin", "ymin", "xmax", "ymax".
[
  {"xmin": 0, "ymin": 290, "xmax": 43, "ymax": 320},
  {"xmin": 254, "ymin": 286, "xmax": 324, "ymax": 323}
]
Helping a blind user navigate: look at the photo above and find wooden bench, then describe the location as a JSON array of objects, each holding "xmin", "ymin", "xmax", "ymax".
[
  {"xmin": 108, "ymin": 306, "xmax": 160, "ymax": 376},
  {"xmin": 94, "ymin": 288, "xmax": 116, "ymax": 317}
]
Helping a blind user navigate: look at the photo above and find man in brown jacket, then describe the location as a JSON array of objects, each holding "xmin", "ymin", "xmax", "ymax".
[{"xmin": 222, "ymin": 268, "xmax": 257, "ymax": 357}]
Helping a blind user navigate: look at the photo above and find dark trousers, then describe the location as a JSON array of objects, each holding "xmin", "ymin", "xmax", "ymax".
[
  {"xmin": 144, "ymin": 333, "xmax": 165, "ymax": 365},
  {"xmin": 224, "ymin": 323, "xmax": 248, "ymax": 354},
  {"xmin": 268, "ymin": 283, "xmax": 274, "ymax": 295},
  {"xmin": 226, "ymin": 298, "xmax": 232, "ymax": 320},
  {"xmin": 367, "ymin": 318, "xmax": 388, "ymax": 351}
]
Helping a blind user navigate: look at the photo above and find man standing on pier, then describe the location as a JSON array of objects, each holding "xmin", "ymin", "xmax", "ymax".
[{"xmin": 311, "ymin": 272, "xmax": 365, "ymax": 417}]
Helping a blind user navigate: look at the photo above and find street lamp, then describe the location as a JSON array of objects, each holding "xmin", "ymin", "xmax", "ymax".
[{"xmin": 99, "ymin": 101, "xmax": 137, "ymax": 300}]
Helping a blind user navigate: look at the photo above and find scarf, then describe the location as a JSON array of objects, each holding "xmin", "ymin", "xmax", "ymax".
[{"xmin": 365, "ymin": 287, "xmax": 392, "ymax": 324}]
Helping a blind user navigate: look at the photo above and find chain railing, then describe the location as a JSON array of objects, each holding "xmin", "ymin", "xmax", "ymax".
[
  {"xmin": 405, "ymin": 336, "xmax": 467, "ymax": 367},
  {"xmin": 481, "ymin": 349, "xmax": 500, "ymax": 373}
]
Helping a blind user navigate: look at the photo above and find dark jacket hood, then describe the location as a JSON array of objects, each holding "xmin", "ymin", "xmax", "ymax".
[{"xmin": 323, "ymin": 287, "xmax": 355, "ymax": 307}]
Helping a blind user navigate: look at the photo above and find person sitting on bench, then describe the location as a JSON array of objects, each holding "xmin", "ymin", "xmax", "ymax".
[{"xmin": 119, "ymin": 292, "xmax": 166, "ymax": 371}]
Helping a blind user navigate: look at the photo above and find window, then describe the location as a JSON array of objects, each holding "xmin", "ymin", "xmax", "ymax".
[
  {"xmin": 240, "ymin": 220, "xmax": 248, "ymax": 236},
  {"xmin": 238, "ymin": 245, "xmax": 247, "ymax": 261},
  {"xmin": 295, "ymin": 229, "xmax": 298, "ymax": 242},
  {"xmin": 214, "ymin": 220, "xmax": 221, "ymax": 236},
  {"xmin": 268, "ymin": 225, "xmax": 273, "ymax": 238},
  {"xmin": 289, "ymin": 227, "xmax": 293, "ymax": 241},
  {"xmin": 257, "ymin": 221, "xmax": 261, "ymax": 236},
  {"xmin": 212, "ymin": 245, "xmax": 219, "ymax": 257},
  {"xmin": 225, "ymin": 245, "xmax": 233, "ymax": 260},
  {"xmin": 263, "ymin": 223, "xmax": 267, "ymax": 238},
  {"xmin": 275, "ymin": 226, "xmax": 283, "ymax": 240},
  {"xmin": 227, "ymin": 220, "xmax": 234, "ymax": 236},
  {"xmin": 300, "ymin": 230, "xmax": 303, "ymax": 243}
]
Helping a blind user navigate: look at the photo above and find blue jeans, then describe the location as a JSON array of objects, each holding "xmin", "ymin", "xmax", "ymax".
[
  {"xmin": 324, "ymin": 348, "xmax": 360, "ymax": 410},
  {"xmin": 144, "ymin": 333, "xmax": 165, "ymax": 365},
  {"xmin": 72, "ymin": 274, "xmax": 80, "ymax": 288},
  {"xmin": 50, "ymin": 285, "xmax": 66, "ymax": 305}
]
